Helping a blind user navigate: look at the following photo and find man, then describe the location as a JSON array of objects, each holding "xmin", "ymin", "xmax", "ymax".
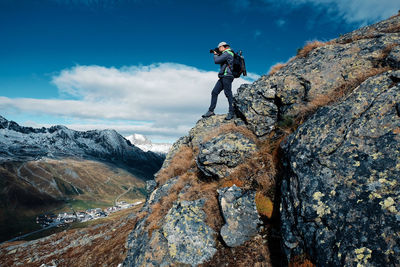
[{"xmin": 202, "ymin": 41, "xmax": 235, "ymax": 120}]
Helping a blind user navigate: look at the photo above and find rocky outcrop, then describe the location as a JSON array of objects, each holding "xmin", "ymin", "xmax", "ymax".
[
  {"xmin": 280, "ymin": 71, "xmax": 400, "ymax": 266},
  {"xmin": 123, "ymin": 175, "xmax": 218, "ymax": 267},
  {"xmin": 162, "ymin": 199, "xmax": 217, "ymax": 265},
  {"xmin": 234, "ymin": 15, "xmax": 400, "ymax": 138},
  {"xmin": 196, "ymin": 132, "xmax": 257, "ymax": 178},
  {"xmin": 123, "ymin": 14, "xmax": 400, "ymax": 267},
  {"xmin": 218, "ymin": 185, "xmax": 261, "ymax": 247}
]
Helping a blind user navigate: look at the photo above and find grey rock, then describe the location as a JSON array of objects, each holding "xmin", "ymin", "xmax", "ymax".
[
  {"xmin": 234, "ymin": 80, "xmax": 278, "ymax": 137},
  {"xmin": 387, "ymin": 45, "xmax": 400, "ymax": 69},
  {"xmin": 146, "ymin": 180, "xmax": 157, "ymax": 194},
  {"xmin": 188, "ymin": 115, "xmax": 232, "ymax": 148},
  {"xmin": 234, "ymin": 15, "xmax": 400, "ymax": 137},
  {"xmin": 218, "ymin": 185, "xmax": 261, "ymax": 247},
  {"xmin": 143, "ymin": 176, "xmax": 178, "ymax": 212},
  {"xmin": 162, "ymin": 199, "xmax": 217, "ymax": 266},
  {"xmin": 196, "ymin": 132, "xmax": 257, "ymax": 178},
  {"xmin": 280, "ymin": 71, "xmax": 400, "ymax": 266},
  {"xmin": 123, "ymin": 198, "xmax": 216, "ymax": 267}
]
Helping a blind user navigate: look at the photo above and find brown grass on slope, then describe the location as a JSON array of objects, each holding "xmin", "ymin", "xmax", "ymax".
[
  {"xmin": 201, "ymin": 122, "xmax": 259, "ymax": 146},
  {"xmin": 296, "ymin": 41, "xmax": 328, "ymax": 58},
  {"xmin": 0, "ymin": 205, "xmax": 143, "ymax": 267},
  {"xmin": 296, "ymin": 66, "xmax": 391, "ymax": 125},
  {"xmin": 155, "ymin": 145, "xmax": 196, "ymax": 184},
  {"xmin": 268, "ymin": 62, "xmax": 287, "ymax": 75}
]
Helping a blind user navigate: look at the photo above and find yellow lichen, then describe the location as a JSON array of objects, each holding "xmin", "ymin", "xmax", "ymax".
[
  {"xmin": 312, "ymin": 192, "xmax": 331, "ymax": 217},
  {"xmin": 354, "ymin": 247, "xmax": 372, "ymax": 266},
  {"xmin": 379, "ymin": 197, "xmax": 398, "ymax": 213},
  {"xmin": 255, "ymin": 192, "xmax": 274, "ymax": 218}
]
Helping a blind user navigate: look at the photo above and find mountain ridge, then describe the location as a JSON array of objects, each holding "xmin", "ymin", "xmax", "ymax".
[{"xmin": 0, "ymin": 115, "xmax": 164, "ymax": 179}]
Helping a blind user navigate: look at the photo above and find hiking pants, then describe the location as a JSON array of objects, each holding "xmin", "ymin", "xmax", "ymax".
[{"xmin": 208, "ymin": 76, "xmax": 234, "ymax": 113}]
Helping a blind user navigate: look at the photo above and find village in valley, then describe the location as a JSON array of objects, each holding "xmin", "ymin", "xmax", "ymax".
[{"xmin": 35, "ymin": 200, "xmax": 143, "ymax": 228}]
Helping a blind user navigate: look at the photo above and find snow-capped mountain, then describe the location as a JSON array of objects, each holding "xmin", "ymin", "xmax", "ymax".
[
  {"xmin": 0, "ymin": 115, "xmax": 164, "ymax": 179},
  {"xmin": 125, "ymin": 134, "xmax": 171, "ymax": 155}
]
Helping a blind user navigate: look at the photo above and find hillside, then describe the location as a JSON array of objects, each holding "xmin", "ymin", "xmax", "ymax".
[
  {"xmin": 0, "ymin": 204, "xmax": 144, "ymax": 266},
  {"xmin": 1, "ymin": 13, "xmax": 399, "ymax": 267},
  {"xmin": 120, "ymin": 13, "xmax": 400, "ymax": 267},
  {"xmin": 0, "ymin": 115, "xmax": 164, "ymax": 179},
  {"xmin": 0, "ymin": 117, "xmax": 165, "ymax": 242}
]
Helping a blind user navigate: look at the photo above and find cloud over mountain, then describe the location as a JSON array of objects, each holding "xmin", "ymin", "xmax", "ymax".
[{"xmin": 0, "ymin": 63, "xmax": 259, "ymax": 142}]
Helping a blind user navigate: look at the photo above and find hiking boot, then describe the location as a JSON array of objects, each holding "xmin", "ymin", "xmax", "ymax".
[
  {"xmin": 202, "ymin": 111, "xmax": 215, "ymax": 118},
  {"xmin": 225, "ymin": 112, "xmax": 234, "ymax": 120}
]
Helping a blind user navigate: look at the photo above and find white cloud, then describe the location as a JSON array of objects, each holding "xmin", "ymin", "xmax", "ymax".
[
  {"xmin": 235, "ymin": 0, "xmax": 398, "ymax": 26},
  {"xmin": 276, "ymin": 19, "xmax": 286, "ymax": 27},
  {"xmin": 253, "ymin": 29, "xmax": 262, "ymax": 39},
  {"xmin": 290, "ymin": 0, "xmax": 399, "ymax": 25},
  {"xmin": 0, "ymin": 63, "xmax": 260, "ymax": 142}
]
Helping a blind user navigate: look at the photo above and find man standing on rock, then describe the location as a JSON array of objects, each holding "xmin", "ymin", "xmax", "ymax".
[{"xmin": 202, "ymin": 42, "xmax": 235, "ymax": 120}]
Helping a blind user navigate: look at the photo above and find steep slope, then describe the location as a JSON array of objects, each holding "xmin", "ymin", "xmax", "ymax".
[
  {"xmin": 0, "ymin": 204, "xmax": 144, "ymax": 267},
  {"xmin": 0, "ymin": 117, "xmax": 165, "ymax": 242},
  {"xmin": 121, "ymin": 13, "xmax": 400, "ymax": 267},
  {"xmin": 0, "ymin": 116, "xmax": 164, "ymax": 179}
]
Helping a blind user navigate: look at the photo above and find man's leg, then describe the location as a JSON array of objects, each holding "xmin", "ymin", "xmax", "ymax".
[
  {"xmin": 222, "ymin": 76, "xmax": 234, "ymax": 114},
  {"xmin": 208, "ymin": 78, "xmax": 224, "ymax": 112}
]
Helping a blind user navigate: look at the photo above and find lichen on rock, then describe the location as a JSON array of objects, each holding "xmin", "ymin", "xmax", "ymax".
[
  {"xmin": 196, "ymin": 132, "xmax": 257, "ymax": 178},
  {"xmin": 218, "ymin": 185, "xmax": 261, "ymax": 247},
  {"xmin": 162, "ymin": 199, "xmax": 217, "ymax": 265},
  {"xmin": 280, "ymin": 70, "xmax": 400, "ymax": 266}
]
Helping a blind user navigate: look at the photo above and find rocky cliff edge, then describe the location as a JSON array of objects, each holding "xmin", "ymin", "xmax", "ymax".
[{"xmin": 122, "ymin": 14, "xmax": 400, "ymax": 266}]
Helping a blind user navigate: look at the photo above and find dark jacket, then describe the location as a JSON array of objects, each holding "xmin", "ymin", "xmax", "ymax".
[{"xmin": 214, "ymin": 48, "xmax": 234, "ymax": 78}]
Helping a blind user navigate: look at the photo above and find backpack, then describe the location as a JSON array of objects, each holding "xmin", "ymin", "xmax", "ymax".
[{"xmin": 228, "ymin": 50, "xmax": 247, "ymax": 78}]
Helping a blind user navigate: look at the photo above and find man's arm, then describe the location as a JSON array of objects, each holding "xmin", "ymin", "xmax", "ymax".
[{"xmin": 214, "ymin": 53, "xmax": 230, "ymax": 64}]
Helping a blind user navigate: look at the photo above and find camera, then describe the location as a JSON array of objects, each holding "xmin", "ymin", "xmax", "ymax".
[{"xmin": 209, "ymin": 47, "xmax": 221, "ymax": 55}]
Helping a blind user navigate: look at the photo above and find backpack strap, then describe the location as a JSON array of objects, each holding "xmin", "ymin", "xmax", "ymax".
[{"xmin": 223, "ymin": 49, "xmax": 235, "ymax": 74}]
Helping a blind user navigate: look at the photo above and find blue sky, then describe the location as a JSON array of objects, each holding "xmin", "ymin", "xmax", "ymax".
[{"xmin": 0, "ymin": 0, "xmax": 398, "ymax": 142}]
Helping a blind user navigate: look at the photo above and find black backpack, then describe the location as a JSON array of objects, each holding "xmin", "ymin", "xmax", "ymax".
[{"xmin": 228, "ymin": 50, "xmax": 247, "ymax": 78}]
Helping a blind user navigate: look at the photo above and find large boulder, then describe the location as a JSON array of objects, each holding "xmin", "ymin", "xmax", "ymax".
[
  {"xmin": 162, "ymin": 199, "xmax": 217, "ymax": 265},
  {"xmin": 234, "ymin": 15, "xmax": 400, "ymax": 137},
  {"xmin": 123, "ymin": 177, "xmax": 217, "ymax": 267},
  {"xmin": 123, "ymin": 176, "xmax": 179, "ymax": 267},
  {"xmin": 188, "ymin": 115, "xmax": 244, "ymax": 148},
  {"xmin": 196, "ymin": 132, "xmax": 257, "ymax": 178},
  {"xmin": 280, "ymin": 70, "xmax": 400, "ymax": 266},
  {"xmin": 234, "ymin": 81, "xmax": 278, "ymax": 137},
  {"xmin": 218, "ymin": 185, "xmax": 261, "ymax": 247}
]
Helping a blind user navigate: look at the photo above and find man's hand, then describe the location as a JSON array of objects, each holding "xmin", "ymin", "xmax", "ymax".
[{"xmin": 213, "ymin": 51, "xmax": 218, "ymax": 55}]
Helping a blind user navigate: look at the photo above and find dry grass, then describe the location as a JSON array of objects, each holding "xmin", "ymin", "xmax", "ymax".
[
  {"xmin": 297, "ymin": 41, "xmax": 328, "ymax": 58},
  {"xmin": 376, "ymin": 43, "xmax": 399, "ymax": 61},
  {"xmin": 200, "ymin": 236, "xmax": 271, "ymax": 267},
  {"xmin": 179, "ymin": 176, "xmax": 222, "ymax": 231},
  {"xmin": 222, "ymin": 140, "xmax": 276, "ymax": 193},
  {"xmin": 388, "ymin": 11, "xmax": 400, "ymax": 19},
  {"xmin": 289, "ymin": 254, "xmax": 315, "ymax": 267},
  {"xmin": 155, "ymin": 145, "xmax": 196, "ymax": 184},
  {"xmin": 268, "ymin": 62, "xmax": 287, "ymax": 75},
  {"xmin": 147, "ymin": 171, "xmax": 195, "ymax": 235},
  {"xmin": 147, "ymin": 170, "xmax": 224, "ymax": 234},
  {"xmin": 221, "ymin": 177, "xmax": 245, "ymax": 188},
  {"xmin": 381, "ymin": 22, "xmax": 400, "ymax": 33},
  {"xmin": 295, "ymin": 66, "xmax": 390, "ymax": 125},
  {"xmin": 0, "ymin": 205, "xmax": 143, "ymax": 267}
]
